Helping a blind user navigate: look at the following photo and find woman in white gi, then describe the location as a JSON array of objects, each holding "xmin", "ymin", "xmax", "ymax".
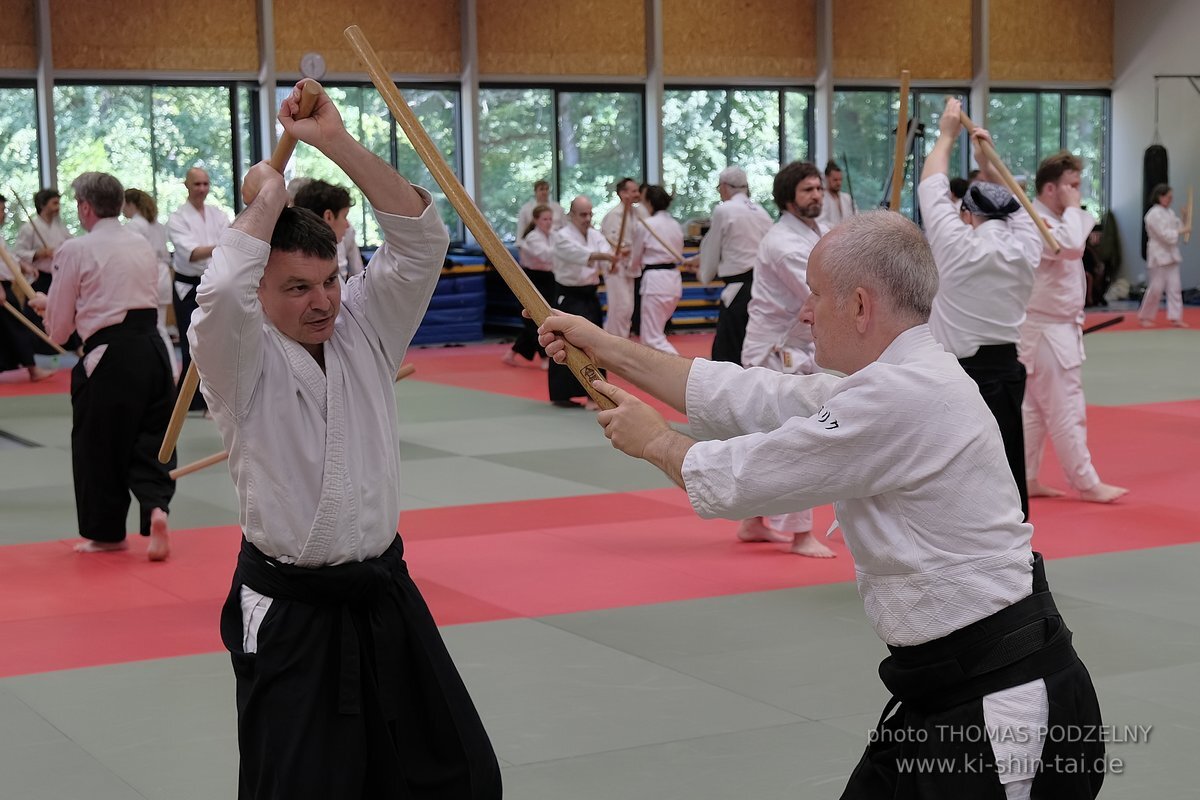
[
  {"xmin": 629, "ymin": 185, "xmax": 684, "ymax": 354},
  {"xmin": 539, "ymin": 211, "xmax": 1105, "ymax": 800},
  {"xmin": 189, "ymin": 85, "xmax": 500, "ymax": 799},
  {"xmin": 504, "ymin": 204, "xmax": 555, "ymax": 368},
  {"xmin": 123, "ymin": 188, "xmax": 179, "ymax": 379},
  {"xmin": 1138, "ymin": 183, "xmax": 1190, "ymax": 327}
]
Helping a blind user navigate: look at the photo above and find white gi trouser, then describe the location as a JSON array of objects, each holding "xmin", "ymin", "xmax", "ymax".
[
  {"xmin": 604, "ymin": 271, "xmax": 637, "ymax": 338},
  {"xmin": 750, "ymin": 346, "xmax": 817, "ymax": 534},
  {"xmin": 639, "ymin": 266, "xmax": 682, "ymax": 354},
  {"xmin": 1019, "ymin": 323, "xmax": 1100, "ymax": 492},
  {"xmin": 1138, "ymin": 264, "xmax": 1183, "ymax": 323}
]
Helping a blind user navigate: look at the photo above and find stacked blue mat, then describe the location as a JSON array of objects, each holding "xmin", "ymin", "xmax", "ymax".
[{"xmin": 411, "ymin": 254, "xmax": 488, "ymax": 345}]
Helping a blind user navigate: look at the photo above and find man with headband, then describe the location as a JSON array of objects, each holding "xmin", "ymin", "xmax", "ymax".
[{"xmin": 918, "ymin": 98, "xmax": 1042, "ymax": 520}]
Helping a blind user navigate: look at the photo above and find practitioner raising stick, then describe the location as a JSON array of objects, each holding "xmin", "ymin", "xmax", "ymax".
[{"xmin": 189, "ymin": 84, "xmax": 500, "ymax": 798}]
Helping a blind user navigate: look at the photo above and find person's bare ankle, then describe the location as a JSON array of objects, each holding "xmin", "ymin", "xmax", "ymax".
[
  {"xmin": 75, "ymin": 539, "xmax": 128, "ymax": 554},
  {"xmin": 790, "ymin": 532, "xmax": 836, "ymax": 558},
  {"xmin": 148, "ymin": 508, "xmax": 170, "ymax": 562},
  {"xmin": 1079, "ymin": 483, "xmax": 1127, "ymax": 504},
  {"xmin": 736, "ymin": 517, "xmax": 791, "ymax": 543}
]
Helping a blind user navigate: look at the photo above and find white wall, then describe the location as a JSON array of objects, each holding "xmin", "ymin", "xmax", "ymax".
[{"xmin": 1113, "ymin": 0, "xmax": 1200, "ymax": 289}]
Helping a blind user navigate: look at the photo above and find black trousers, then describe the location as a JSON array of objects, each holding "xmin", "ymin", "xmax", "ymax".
[
  {"xmin": 71, "ymin": 310, "xmax": 176, "ymax": 541},
  {"xmin": 842, "ymin": 555, "xmax": 1105, "ymax": 800},
  {"xmin": 710, "ymin": 273, "xmax": 753, "ymax": 364},
  {"xmin": 511, "ymin": 267, "xmax": 555, "ymax": 361},
  {"xmin": 0, "ymin": 281, "xmax": 37, "ymax": 371},
  {"xmin": 547, "ymin": 283, "xmax": 604, "ymax": 402},
  {"xmin": 172, "ymin": 272, "xmax": 207, "ymax": 411},
  {"xmin": 222, "ymin": 537, "xmax": 502, "ymax": 800},
  {"xmin": 630, "ymin": 275, "xmax": 643, "ymax": 336},
  {"xmin": 960, "ymin": 344, "xmax": 1029, "ymax": 521}
]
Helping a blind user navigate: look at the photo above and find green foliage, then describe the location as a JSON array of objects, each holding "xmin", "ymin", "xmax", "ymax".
[
  {"xmin": 479, "ymin": 88, "xmax": 554, "ymax": 241},
  {"xmin": 0, "ymin": 88, "xmax": 43, "ymax": 243}
]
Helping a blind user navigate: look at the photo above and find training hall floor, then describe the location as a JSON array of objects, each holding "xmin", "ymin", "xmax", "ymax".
[{"xmin": 0, "ymin": 308, "xmax": 1197, "ymax": 799}]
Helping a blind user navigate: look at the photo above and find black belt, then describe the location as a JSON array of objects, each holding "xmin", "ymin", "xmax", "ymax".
[
  {"xmin": 557, "ymin": 283, "xmax": 598, "ymax": 298},
  {"xmin": 958, "ymin": 342, "xmax": 1018, "ymax": 367},
  {"xmin": 174, "ymin": 272, "xmax": 203, "ymax": 286},
  {"xmin": 642, "ymin": 263, "xmax": 677, "ymax": 271},
  {"xmin": 722, "ymin": 269, "xmax": 754, "ymax": 284},
  {"xmin": 82, "ymin": 308, "xmax": 159, "ymax": 354},
  {"xmin": 878, "ymin": 552, "xmax": 1078, "ymax": 712}
]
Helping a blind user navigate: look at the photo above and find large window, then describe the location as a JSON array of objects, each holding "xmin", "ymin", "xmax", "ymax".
[
  {"xmin": 988, "ymin": 91, "xmax": 1110, "ymax": 215},
  {"xmin": 0, "ymin": 85, "xmax": 40, "ymax": 244},
  {"xmin": 275, "ymin": 84, "xmax": 463, "ymax": 246},
  {"xmin": 832, "ymin": 88, "xmax": 969, "ymax": 219},
  {"xmin": 558, "ymin": 90, "xmax": 643, "ymax": 214},
  {"xmin": 54, "ymin": 83, "xmax": 235, "ymax": 231},
  {"xmin": 478, "ymin": 88, "xmax": 555, "ymax": 241}
]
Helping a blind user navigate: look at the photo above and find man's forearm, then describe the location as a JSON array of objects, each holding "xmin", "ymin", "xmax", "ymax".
[
  {"xmin": 190, "ymin": 245, "xmax": 216, "ymax": 261},
  {"xmin": 321, "ymin": 131, "xmax": 426, "ymax": 218},
  {"xmin": 922, "ymin": 135, "xmax": 952, "ymax": 182},
  {"xmin": 598, "ymin": 335, "xmax": 693, "ymax": 414},
  {"xmin": 231, "ymin": 182, "xmax": 289, "ymax": 243}
]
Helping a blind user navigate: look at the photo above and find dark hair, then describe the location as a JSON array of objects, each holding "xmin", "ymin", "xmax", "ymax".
[
  {"xmin": 522, "ymin": 203, "xmax": 552, "ymax": 238},
  {"xmin": 1035, "ymin": 150, "xmax": 1083, "ymax": 193},
  {"xmin": 124, "ymin": 188, "xmax": 158, "ymax": 220},
  {"xmin": 949, "ymin": 177, "xmax": 971, "ymax": 201},
  {"xmin": 1149, "ymin": 183, "xmax": 1172, "ymax": 205},
  {"xmin": 0, "ymin": 193, "xmax": 6, "ymax": 204},
  {"xmin": 614, "ymin": 177, "xmax": 638, "ymax": 194},
  {"xmin": 533, "ymin": 179, "xmax": 550, "ymax": 191},
  {"xmin": 270, "ymin": 206, "xmax": 338, "ymax": 260},
  {"xmin": 71, "ymin": 172, "xmax": 124, "ymax": 218},
  {"xmin": 772, "ymin": 161, "xmax": 822, "ymax": 213},
  {"xmin": 33, "ymin": 188, "xmax": 60, "ymax": 213},
  {"xmin": 643, "ymin": 184, "xmax": 672, "ymax": 213},
  {"xmin": 293, "ymin": 180, "xmax": 352, "ymax": 220},
  {"xmin": 824, "ymin": 160, "xmax": 842, "ymax": 176}
]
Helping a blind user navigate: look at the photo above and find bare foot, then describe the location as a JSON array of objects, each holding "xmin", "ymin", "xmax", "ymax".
[
  {"xmin": 147, "ymin": 508, "xmax": 170, "ymax": 561},
  {"xmin": 1138, "ymin": 319, "xmax": 1155, "ymax": 328},
  {"xmin": 1170, "ymin": 320, "xmax": 1189, "ymax": 328},
  {"xmin": 1079, "ymin": 483, "xmax": 1128, "ymax": 503},
  {"xmin": 791, "ymin": 532, "xmax": 837, "ymax": 558},
  {"xmin": 737, "ymin": 517, "xmax": 791, "ymax": 543},
  {"xmin": 1027, "ymin": 480, "xmax": 1065, "ymax": 498},
  {"xmin": 27, "ymin": 366, "xmax": 55, "ymax": 382},
  {"xmin": 75, "ymin": 539, "xmax": 128, "ymax": 553},
  {"xmin": 539, "ymin": 357, "xmax": 549, "ymax": 371},
  {"xmin": 501, "ymin": 350, "xmax": 519, "ymax": 367},
  {"xmin": 582, "ymin": 399, "xmax": 600, "ymax": 411}
]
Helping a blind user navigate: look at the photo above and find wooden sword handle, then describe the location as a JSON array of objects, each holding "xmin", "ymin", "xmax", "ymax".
[
  {"xmin": 890, "ymin": 70, "xmax": 910, "ymax": 212},
  {"xmin": 344, "ymin": 25, "xmax": 615, "ymax": 410}
]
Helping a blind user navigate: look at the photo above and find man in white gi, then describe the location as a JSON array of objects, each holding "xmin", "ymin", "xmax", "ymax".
[
  {"xmin": 168, "ymin": 166, "xmax": 230, "ymax": 411},
  {"xmin": 697, "ymin": 165, "xmax": 773, "ymax": 364},
  {"xmin": 1138, "ymin": 183, "xmax": 1189, "ymax": 327},
  {"xmin": 1020, "ymin": 152, "xmax": 1127, "ymax": 503},
  {"xmin": 539, "ymin": 210, "xmax": 1105, "ymax": 800},
  {"xmin": 629, "ymin": 184, "xmax": 684, "ymax": 354},
  {"xmin": 1, "ymin": 195, "xmax": 55, "ymax": 381},
  {"xmin": 740, "ymin": 161, "xmax": 834, "ymax": 557},
  {"xmin": 515, "ymin": 179, "xmax": 564, "ymax": 243},
  {"xmin": 292, "ymin": 179, "xmax": 362, "ymax": 279},
  {"xmin": 30, "ymin": 173, "xmax": 175, "ymax": 561},
  {"xmin": 600, "ymin": 177, "xmax": 643, "ymax": 338},
  {"xmin": 918, "ymin": 98, "xmax": 1043, "ymax": 520},
  {"xmin": 817, "ymin": 160, "xmax": 856, "ymax": 229},
  {"xmin": 14, "ymin": 188, "xmax": 72, "ymax": 295},
  {"xmin": 548, "ymin": 196, "xmax": 615, "ymax": 408},
  {"xmin": 190, "ymin": 85, "xmax": 499, "ymax": 799}
]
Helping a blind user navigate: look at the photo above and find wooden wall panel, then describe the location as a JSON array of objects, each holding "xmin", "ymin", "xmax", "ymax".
[
  {"xmin": 663, "ymin": 0, "xmax": 817, "ymax": 78},
  {"xmin": 275, "ymin": 0, "xmax": 459, "ymax": 76},
  {"xmin": 477, "ymin": 0, "xmax": 645, "ymax": 76},
  {"xmin": 0, "ymin": 0, "xmax": 36, "ymax": 69},
  {"xmin": 834, "ymin": 0, "xmax": 973, "ymax": 80},
  {"xmin": 50, "ymin": 0, "xmax": 258, "ymax": 71},
  {"xmin": 990, "ymin": 0, "xmax": 1112, "ymax": 81}
]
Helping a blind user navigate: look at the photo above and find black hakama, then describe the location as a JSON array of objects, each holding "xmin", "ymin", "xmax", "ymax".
[
  {"xmin": 959, "ymin": 343, "xmax": 1029, "ymax": 520},
  {"xmin": 71, "ymin": 308, "xmax": 176, "ymax": 541},
  {"xmin": 221, "ymin": 536, "xmax": 502, "ymax": 800},
  {"xmin": 510, "ymin": 267, "xmax": 555, "ymax": 361},
  {"xmin": 547, "ymin": 282, "xmax": 604, "ymax": 403},
  {"xmin": 0, "ymin": 281, "xmax": 38, "ymax": 373},
  {"xmin": 710, "ymin": 271, "xmax": 753, "ymax": 364},
  {"xmin": 172, "ymin": 272, "xmax": 207, "ymax": 411}
]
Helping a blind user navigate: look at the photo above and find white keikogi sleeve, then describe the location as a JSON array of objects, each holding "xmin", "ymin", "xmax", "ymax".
[{"xmin": 684, "ymin": 358, "xmax": 841, "ymax": 439}]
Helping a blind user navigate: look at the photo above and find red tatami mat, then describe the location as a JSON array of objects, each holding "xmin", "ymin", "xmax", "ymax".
[{"xmin": 0, "ymin": 367, "xmax": 70, "ymax": 397}]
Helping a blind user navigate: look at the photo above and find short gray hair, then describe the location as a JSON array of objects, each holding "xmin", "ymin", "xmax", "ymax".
[
  {"xmin": 820, "ymin": 210, "xmax": 938, "ymax": 323},
  {"xmin": 71, "ymin": 172, "xmax": 124, "ymax": 218},
  {"xmin": 718, "ymin": 166, "xmax": 749, "ymax": 192}
]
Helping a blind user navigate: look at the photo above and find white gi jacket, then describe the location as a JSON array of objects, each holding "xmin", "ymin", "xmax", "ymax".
[
  {"xmin": 1144, "ymin": 204, "xmax": 1182, "ymax": 269},
  {"xmin": 519, "ymin": 228, "xmax": 554, "ymax": 272},
  {"xmin": 167, "ymin": 202, "xmax": 231, "ymax": 280},
  {"xmin": 551, "ymin": 225, "xmax": 609, "ymax": 287},
  {"xmin": 14, "ymin": 216, "xmax": 72, "ymax": 276},
  {"xmin": 698, "ymin": 193, "xmax": 772, "ymax": 307},
  {"xmin": 631, "ymin": 210, "xmax": 684, "ymax": 298},
  {"xmin": 600, "ymin": 204, "xmax": 641, "ymax": 277},
  {"xmin": 516, "ymin": 199, "xmax": 564, "ymax": 242},
  {"xmin": 125, "ymin": 215, "xmax": 173, "ymax": 306},
  {"xmin": 742, "ymin": 214, "xmax": 826, "ymax": 370},
  {"xmin": 1018, "ymin": 200, "xmax": 1095, "ymax": 373},
  {"xmin": 682, "ymin": 325, "xmax": 1034, "ymax": 646},
  {"xmin": 189, "ymin": 192, "xmax": 448, "ymax": 567},
  {"xmin": 918, "ymin": 174, "xmax": 1042, "ymax": 358},
  {"xmin": 337, "ymin": 223, "xmax": 364, "ymax": 280},
  {"xmin": 816, "ymin": 190, "xmax": 855, "ymax": 229}
]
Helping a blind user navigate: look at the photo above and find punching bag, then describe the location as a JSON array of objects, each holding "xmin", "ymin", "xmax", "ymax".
[{"xmin": 1143, "ymin": 144, "xmax": 1168, "ymax": 260}]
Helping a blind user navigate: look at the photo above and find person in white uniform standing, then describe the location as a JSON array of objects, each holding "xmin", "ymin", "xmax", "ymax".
[
  {"xmin": 1020, "ymin": 152, "xmax": 1127, "ymax": 503},
  {"xmin": 740, "ymin": 160, "xmax": 834, "ymax": 558},
  {"xmin": 14, "ymin": 188, "xmax": 72, "ymax": 295},
  {"xmin": 189, "ymin": 84, "xmax": 499, "ymax": 799},
  {"xmin": 918, "ymin": 98, "xmax": 1043, "ymax": 520},
  {"xmin": 1138, "ymin": 183, "xmax": 1190, "ymax": 327},
  {"xmin": 600, "ymin": 177, "xmax": 643, "ymax": 338},
  {"xmin": 122, "ymin": 188, "xmax": 180, "ymax": 379},
  {"xmin": 515, "ymin": 179, "xmax": 564, "ymax": 243},
  {"xmin": 629, "ymin": 185, "xmax": 684, "ymax": 354},
  {"xmin": 816, "ymin": 160, "xmax": 855, "ymax": 229},
  {"xmin": 538, "ymin": 210, "xmax": 1106, "ymax": 800},
  {"xmin": 697, "ymin": 165, "xmax": 773, "ymax": 364},
  {"xmin": 168, "ymin": 166, "xmax": 231, "ymax": 411}
]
